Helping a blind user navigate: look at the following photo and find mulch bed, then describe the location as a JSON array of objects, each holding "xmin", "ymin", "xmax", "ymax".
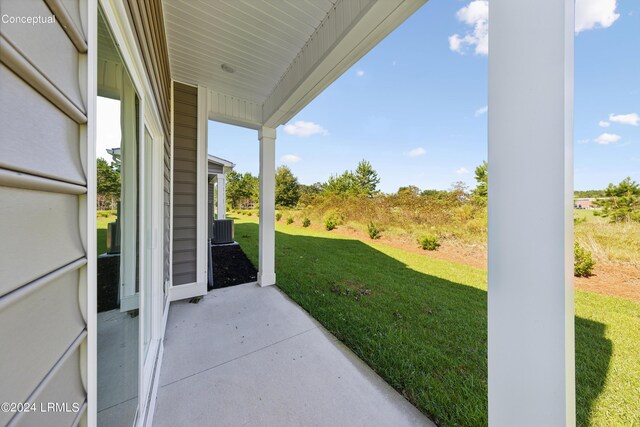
[
  {"xmin": 210, "ymin": 243, "xmax": 257, "ymax": 289},
  {"xmin": 97, "ymin": 253, "xmax": 120, "ymax": 312}
]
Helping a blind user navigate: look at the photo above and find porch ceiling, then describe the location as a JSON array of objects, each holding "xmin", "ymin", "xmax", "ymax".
[
  {"xmin": 162, "ymin": 0, "xmax": 426, "ymax": 128},
  {"xmin": 162, "ymin": 0, "xmax": 337, "ymax": 103}
]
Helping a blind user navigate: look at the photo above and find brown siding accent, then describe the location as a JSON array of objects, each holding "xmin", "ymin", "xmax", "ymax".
[{"xmin": 172, "ymin": 83, "xmax": 198, "ymax": 285}]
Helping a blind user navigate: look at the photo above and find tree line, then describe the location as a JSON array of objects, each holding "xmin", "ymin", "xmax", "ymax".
[{"xmin": 226, "ymin": 159, "xmax": 489, "ymax": 210}]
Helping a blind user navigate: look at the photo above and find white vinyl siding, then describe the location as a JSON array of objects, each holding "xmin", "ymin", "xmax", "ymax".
[{"xmin": 0, "ymin": 0, "xmax": 91, "ymax": 425}]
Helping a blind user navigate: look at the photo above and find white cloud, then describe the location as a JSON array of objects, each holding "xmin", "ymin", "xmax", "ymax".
[
  {"xmin": 609, "ymin": 113, "xmax": 640, "ymax": 126},
  {"xmin": 356, "ymin": 69, "xmax": 365, "ymax": 77},
  {"xmin": 594, "ymin": 133, "xmax": 621, "ymax": 145},
  {"xmin": 475, "ymin": 105, "xmax": 488, "ymax": 116},
  {"xmin": 280, "ymin": 154, "xmax": 301, "ymax": 164},
  {"xmin": 407, "ymin": 147, "xmax": 426, "ymax": 157},
  {"xmin": 448, "ymin": 0, "xmax": 488, "ymax": 55},
  {"xmin": 598, "ymin": 120, "xmax": 610, "ymax": 127},
  {"xmin": 575, "ymin": 0, "xmax": 620, "ymax": 32},
  {"xmin": 283, "ymin": 121, "xmax": 328, "ymax": 137},
  {"xmin": 450, "ymin": 0, "xmax": 619, "ymax": 56},
  {"xmin": 456, "ymin": 167, "xmax": 470, "ymax": 175}
]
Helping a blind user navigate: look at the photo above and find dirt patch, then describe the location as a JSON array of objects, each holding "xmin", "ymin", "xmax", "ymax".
[
  {"xmin": 575, "ymin": 263, "xmax": 640, "ymax": 303},
  {"xmin": 296, "ymin": 222, "xmax": 640, "ymax": 304},
  {"xmin": 211, "ymin": 244, "xmax": 257, "ymax": 289}
]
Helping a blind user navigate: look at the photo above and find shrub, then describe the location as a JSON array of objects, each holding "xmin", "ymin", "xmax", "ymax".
[
  {"xmin": 367, "ymin": 221, "xmax": 381, "ymax": 239},
  {"xmin": 574, "ymin": 242, "xmax": 595, "ymax": 277},
  {"xmin": 286, "ymin": 217, "xmax": 294, "ymax": 225},
  {"xmin": 418, "ymin": 234, "xmax": 441, "ymax": 251},
  {"xmin": 324, "ymin": 212, "xmax": 339, "ymax": 230},
  {"xmin": 247, "ymin": 211, "xmax": 252, "ymax": 217},
  {"xmin": 302, "ymin": 217, "xmax": 311, "ymax": 227},
  {"xmin": 276, "ymin": 212, "xmax": 282, "ymax": 221}
]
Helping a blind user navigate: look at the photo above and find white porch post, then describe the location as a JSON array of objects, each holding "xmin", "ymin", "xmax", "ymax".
[
  {"xmin": 217, "ymin": 174, "xmax": 227, "ymax": 219},
  {"xmin": 488, "ymin": 0, "xmax": 575, "ymax": 426},
  {"xmin": 258, "ymin": 126, "xmax": 276, "ymax": 287}
]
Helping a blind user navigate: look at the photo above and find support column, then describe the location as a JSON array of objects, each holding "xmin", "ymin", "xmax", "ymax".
[
  {"xmin": 217, "ymin": 174, "xmax": 226, "ymax": 219},
  {"xmin": 488, "ymin": 0, "xmax": 574, "ymax": 426},
  {"xmin": 258, "ymin": 126, "xmax": 276, "ymax": 287}
]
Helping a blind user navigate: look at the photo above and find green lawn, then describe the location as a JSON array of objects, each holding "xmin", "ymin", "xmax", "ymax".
[
  {"xmin": 232, "ymin": 215, "xmax": 640, "ymax": 427},
  {"xmin": 96, "ymin": 210, "xmax": 117, "ymax": 255}
]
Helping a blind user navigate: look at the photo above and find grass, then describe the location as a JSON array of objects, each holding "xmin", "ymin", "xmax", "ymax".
[
  {"xmin": 96, "ymin": 210, "xmax": 117, "ymax": 255},
  {"xmin": 278, "ymin": 199, "xmax": 640, "ymax": 268},
  {"xmin": 232, "ymin": 214, "xmax": 640, "ymax": 427},
  {"xmin": 575, "ymin": 210, "xmax": 640, "ymax": 267}
]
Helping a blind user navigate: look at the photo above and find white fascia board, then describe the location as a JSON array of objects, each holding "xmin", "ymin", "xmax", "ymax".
[
  {"xmin": 207, "ymin": 154, "xmax": 235, "ymax": 168},
  {"xmin": 262, "ymin": 0, "xmax": 427, "ymax": 128}
]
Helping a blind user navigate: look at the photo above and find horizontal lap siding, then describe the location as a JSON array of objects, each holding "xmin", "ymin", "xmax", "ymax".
[
  {"xmin": 125, "ymin": 0, "xmax": 172, "ymax": 288},
  {"xmin": 172, "ymin": 83, "xmax": 198, "ymax": 285},
  {"xmin": 0, "ymin": 0, "xmax": 89, "ymax": 424}
]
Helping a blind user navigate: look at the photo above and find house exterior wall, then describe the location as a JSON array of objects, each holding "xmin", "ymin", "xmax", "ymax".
[
  {"xmin": 125, "ymin": 0, "xmax": 173, "ymax": 293},
  {"xmin": 172, "ymin": 82, "xmax": 198, "ymax": 286},
  {"xmin": 0, "ymin": 0, "xmax": 92, "ymax": 424}
]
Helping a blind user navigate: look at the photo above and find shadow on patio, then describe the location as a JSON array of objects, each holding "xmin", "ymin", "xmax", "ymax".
[{"xmin": 154, "ymin": 221, "xmax": 611, "ymax": 426}]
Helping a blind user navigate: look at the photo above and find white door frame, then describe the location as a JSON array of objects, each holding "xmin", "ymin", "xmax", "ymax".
[
  {"xmin": 138, "ymin": 101, "xmax": 164, "ymax": 425},
  {"xmin": 98, "ymin": 1, "xmax": 166, "ymax": 425}
]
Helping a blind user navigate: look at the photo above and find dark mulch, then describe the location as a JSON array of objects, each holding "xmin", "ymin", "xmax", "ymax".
[
  {"xmin": 97, "ymin": 254, "xmax": 120, "ymax": 312},
  {"xmin": 210, "ymin": 243, "xmax": 257, "ymax": 289}
]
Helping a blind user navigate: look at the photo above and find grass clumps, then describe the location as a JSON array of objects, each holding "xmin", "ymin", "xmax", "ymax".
[
  {"xmin": 302, "ymin": 217, "xmax": 311, "ymax": 227},
  {"xmin": 286, "ymin": 216, "xmax": 294, "ymax": 225},
  {"xmin": 276, "ymin": 212, "xmax": 282, "ymax": 221},
  {"xmin": 418, "ymin": 234, "xmax": 441, "ymax": 251}
]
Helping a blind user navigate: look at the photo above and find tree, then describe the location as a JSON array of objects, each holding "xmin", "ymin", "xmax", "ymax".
[
  {"xmin": 225, "ymin": 171, "xmax": 243, "ymax": 209},
  {"xmin": 226, "ymin": 171, "xmax": 259, "ymax": 209},
  {"xmin": 298, "ymin": 182, "xmax": 324, "ymax": 207},
  {"xmin": 96, "ymin": 158, "xmax": 120, "ymax": 209},
  {"xmin": 275, "ymin": 166, "xmax": 301, "ymax": 207},
  {"xmin": 398, "ymin": 185, "xmax": 421, "ymax": 196},
  {"xmin": 325, "ymin": 171, "xmax": 356, "ymax": 195},
  {"xmin": 472, "ymin": 160, "xmax": 488, "ymax": 204},
  {"xmin": 421, "ymin": 189, "xmax": 450, "ymax": 199},
  {"xmin": 354, "ymin": 159, "xmax": 380, "ymax": 197},
  {"xmin": 323, "ymin": 160, "xmax": 380, "ymax": 197},
  {"xmin": 450, "ymin": 181, "xmax": 469, "ymax": 203},
  {"xmin": 596, "ymin": 177, "xmax": 640, "ymax": 222}
]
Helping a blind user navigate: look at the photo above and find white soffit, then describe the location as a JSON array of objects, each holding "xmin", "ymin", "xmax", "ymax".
[
  {"xmin": 162, "ymin": 0, "xmax": 337, "ymax": 103},
  {"xmin": 162, "ymin": 0, "xmax": 427, "ymax": 128}
]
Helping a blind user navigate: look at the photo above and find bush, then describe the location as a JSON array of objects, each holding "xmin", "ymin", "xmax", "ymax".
[
  {"xmin": 302, "ymin": 217, "xmax": 311, "ymax": 227},
  {"xmin": 418, "ymin": 234, "xmax": 441, "ymax": 251},
  {"xmin": 574, "ymin": 242, "xmax": 595, "ymax": 277},
  {"xmin": 367, "ymin": 221, "xmax": 381, "ymax": 239},
  {"xmin": 286, "ymin": 217, "xmax": 294, "ymax": 225},
  {"xmin": 324, "ymin": 211, "xmax": 340, "ymax": 231},
  {"xmin": 247, "ymin": 211, "xmax": 252, "ymax": 217},
  {"xmin": 276, "ymin": 212, "xmax": 282, "ymax": 221}
]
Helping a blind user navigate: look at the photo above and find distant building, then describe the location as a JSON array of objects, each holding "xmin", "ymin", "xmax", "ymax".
[{"xmin": 574, "ymin": 198, "xmax": 597, "ymax": 209}]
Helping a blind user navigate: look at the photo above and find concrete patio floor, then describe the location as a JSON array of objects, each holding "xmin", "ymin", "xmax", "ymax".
[{"xmin": 153, "ymin": 282, "xmax": 433, "ymax": 426}]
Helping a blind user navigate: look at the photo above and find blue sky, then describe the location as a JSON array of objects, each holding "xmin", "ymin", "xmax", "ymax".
[{"xmin": 207, "ymin": 0, "xmax": 639, "ymax": 193}]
